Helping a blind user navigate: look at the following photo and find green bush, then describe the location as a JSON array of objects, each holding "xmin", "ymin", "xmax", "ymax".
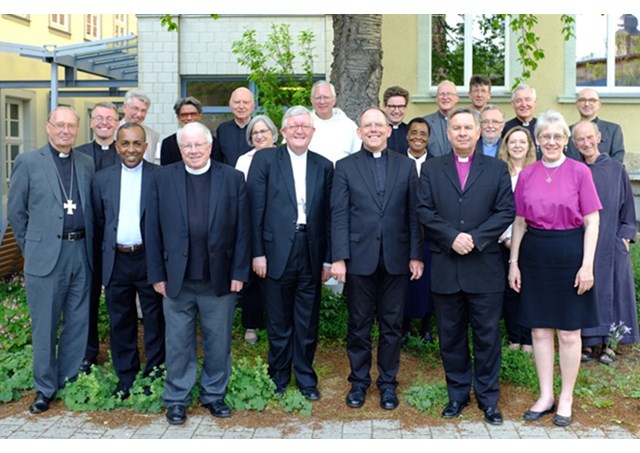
[
  {"xmin": 0, "ymin": 274, "xmax": 31, "ymax": 353},
  {"xmin": 59, "ymin": 363, "xmax": 120, "ymax": 411},
  {"xmin": 318, "ymin": 286, "xmax": 349, "ymax": 343},
  {"xmin": 404, "ymin": 380, "xmax": 449, "ymax": 413},
  {"xmin": 0, "ymin": 346, "xmax": 33, "ymax": 402},
  {"xmin": 278, "ymin": 388, "xmax": 312, "ymax": 416},
  {"xmin": 499, "ymin": 346, "xmax": 539, "ymax": 391},
  {"xmin": 225, "ymin": 356, "xmax": 275, "ymax": 411}
]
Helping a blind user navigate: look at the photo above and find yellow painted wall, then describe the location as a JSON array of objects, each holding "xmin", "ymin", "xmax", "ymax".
[
  {"xmin": 381, "ymin": 14, "xmax": 640, "ymax": 163},
  {"xmin": 0, "ymin": 14, "xmax": 137, "ymax": 147}
]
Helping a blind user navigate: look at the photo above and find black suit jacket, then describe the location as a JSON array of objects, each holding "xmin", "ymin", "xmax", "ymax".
[
  {"xmin": 76, "ymin": 140, "xmax": 118, "ymax": 171},
  {"xmin": 92, "ymin": 161, "xmax": 158, "ymax": 286},
  {"xmin": 145, "ymin": 161, "xmax": 250, "ymax": 298},
  {"xmin": 331, "ymin": 149, "xmax": 422, "ymax": 276},
  {"xmin": 417, "ymin": 152, "xmax": 515, "ymax": 294},
  {"xmin": 160, "ymin": 133, "xmax": 182, "ymax": 166},
  {"xmin": 247, "ymin": 146, "xmax": 333, "ymax": 280}
]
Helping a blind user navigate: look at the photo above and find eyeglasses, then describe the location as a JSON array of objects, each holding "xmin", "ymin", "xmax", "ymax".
[
  {"xmin": 251, "ymin": 128, "xmax": 272, "ymax": 137},
  {"xmin": 286, "ymin": 125, "xmax": 313, "ymax": 132},
  {"xmin": 437, "ymin": 92, "xmax": 457, "ymax": 98},
  {"xmin": 92, "ymin": 116, "xmax": 118, "ymax": 123},
  {"xmin": 179, "ymin": 111, "xmax": 200, "ymax": 119},
  {"xmin": 538, "ymin": 134, "xmax": 566, "ymax": 143},
  {"xmin": 180, "ymin": 142, "xmax": 209, "ymax": 151},
  {"xmin": 386, "ymin": 104, "xmax": 407, "ymax": 110},
  {"xmin": 48, "ymin": 122, "xmax": 78, "ymax": 131},
  {"xmin": 480, "ymin": 119, "xmax": 503, "ymax": 125},
  {"xmin": 577, "ymin": 98, "xmax": 599, "ymax": 104}
]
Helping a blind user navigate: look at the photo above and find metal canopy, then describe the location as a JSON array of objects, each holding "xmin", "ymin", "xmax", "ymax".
[{"xmin": 0, "ymin": 34, "xmax": 138, "ymax": 110}]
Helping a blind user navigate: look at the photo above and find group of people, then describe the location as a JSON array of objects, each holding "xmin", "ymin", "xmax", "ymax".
[{"xmin": 6, "ymin": 76, "xmax": 639, "ymax": 428}]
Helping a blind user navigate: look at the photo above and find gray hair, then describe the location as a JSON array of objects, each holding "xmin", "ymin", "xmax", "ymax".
[
  {"xmin": 311, "ymin": 80, "xmax": 336, "ymax": 99},
  {"xmin": 124, "ymin": 90, "xmax": 151, "ymax": 108},
  {"xmin": 480, "ymin": 104, "xmax": 505, "ymax": 120},
  {"xmin": 177, "ymin": 122, "xmax": 213, "ymax": 147},
  {"xmin": 571, "ymin": 120, "xmax": 601, "ymax": 145},
  {"xmin": 534, "ymin": 110, "xmax": 570, "ymax": 139},
  {"xmin": 511, "ymin": 84, "xmax": 537, "ymax": 102},
  {"xmin": 48, "ymin": 106, "xmax": 80, "ymax": 123},
  {"xmin": 173, "ymin": 96, "xmax": 203, "ymax": 115},
  {"xmin": 448, "ymin": 107, "xmax": 480, "ymax": 128},
  {"xmin": 246, "ymin": 114, "xmax": 278, "ymax": 146},
  {"xmin": 282, "ymin": 106, "xmax": 312, "ymax": 129}
]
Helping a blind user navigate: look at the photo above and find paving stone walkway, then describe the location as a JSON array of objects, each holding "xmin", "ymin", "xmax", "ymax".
[{"xmin": 1, "ymin": 412, "xmax": 638, "ymax": 439}]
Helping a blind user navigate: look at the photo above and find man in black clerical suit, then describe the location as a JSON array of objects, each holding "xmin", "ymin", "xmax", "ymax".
[
  {"xmin": 213, "ymin": 87, "xmax": 254, "ymax": 166},
  {"xmin": 92, "ymin": 123, "xmax": 165, "ymax": 398},
  {"xmin": 76, "ymin": 101, "xmax": 120, "ymax": 373},
  {"xmin": 247, "ymin": 106, "xmax": 333, "ymax": 401},
  {"xmin": 417, "ymin": 108, "xmax": 515, "ymax": 426},
  {"xmin": 383, "ymin": 85, "xmax": 410, "ymax": 153},
  {"xmin": 146, "ymin": 121, "xmax": 250, "ymax": 425},
  {"xmin": 160, "ymin": 96, "xmax": 204, "ymax": 166},
  {"xmin": 331, "ymin": 108, "xmax": 423, "ymax": 411}
]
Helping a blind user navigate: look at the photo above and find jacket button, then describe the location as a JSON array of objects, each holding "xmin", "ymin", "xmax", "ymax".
[{"xmin": 460, "ymin": 220, "xmax": 465, "ymax": 225}]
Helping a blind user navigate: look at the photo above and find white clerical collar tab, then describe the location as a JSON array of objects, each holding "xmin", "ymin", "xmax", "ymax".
[
  {"xmin": 185, "ymin": 159, "xmax": 211, "ymax": 175},
  {"xmin": 373, "ymin": 152, "xmax": 382, "ymax": 159},
  {"xmin": 59, "ymin": 152, "xmax": 70, "ymax": 159},
  {"xmin": 456, "ymin": 156, "xmax": 469, "ymax": 163}
]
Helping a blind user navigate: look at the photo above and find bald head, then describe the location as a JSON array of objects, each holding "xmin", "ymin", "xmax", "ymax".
[
  {"xmin": 229, "ymin": 87, "xmax": 255, "ymax": 126},
  {"xmin": 576, "ymin": 88, "xmax": 601, "ymax": 121}
]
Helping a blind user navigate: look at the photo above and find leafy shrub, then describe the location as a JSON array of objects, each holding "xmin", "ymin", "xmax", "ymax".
[
  {"xmin": 225, "ymin": 356, "xmax": 275, "ymax": 411},
  {"xmin": 0, "ymin": 274, "xmax": 31, "ymax": 352},
  {"xmin": 318, "ymin": 286, "xmax": 348, "ymax": 343},
  {"xmin": 59, "ymin": 363, "xmax": 120, "ymax": 411},
  {"xmin": 499, "ymin": 346, "xmax": 539, "ymax": 391},
  {"xmin": 278, "ymin": 388, "xmax": 312, "ymax": 416},
  {"xmin": 123, "ymin": 366, "xmax": 166, "ymax": 413},
  {"xmin": 404, "ymin": 380, "xmax": 449, "ymax": 413},
  {"xmin": 0, "ymin": 345, "xmax": 33, "ymax": 402}
]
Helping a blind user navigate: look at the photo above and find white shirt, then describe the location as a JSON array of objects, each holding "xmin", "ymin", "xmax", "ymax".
[
  {"xmin": 287, "ymin": 147, "xmax": 308, "ymax": 225},
  {"xmin": 308, "ymin": 108, "xmax": 361, "ymax": 165},
  {"xmin": 116, "ymin": 162, "xmax": 143, "ymax": 245},
  {"xmin": 407, "ymin": 150, "xmax": 428, "ymax": 176}
]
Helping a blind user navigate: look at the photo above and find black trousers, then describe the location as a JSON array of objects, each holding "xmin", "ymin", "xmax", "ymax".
[
  {"xmin": 261, "ymin": 231, "xmax": 320, "ymax": 390},
  {"xmin": 433, "ymin": 291, "xmax": 503, "ymax": 408},
  {"xmin": 240, "ymin": 272, "xmax": 266, "ymax": 330},
  {"xmin": 105, "ymin": 249, "xmax": 165, "ymax": 389},
  {"xmin": 345, "ymin": 255, "xmax": 407, "ymax": 392},
  {"xmin": 84, "ymin": 240, "xmax": 102, "ymax": 362}
]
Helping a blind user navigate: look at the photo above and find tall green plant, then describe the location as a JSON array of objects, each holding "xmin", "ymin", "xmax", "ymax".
[{"xmin": 232, "ymin": 24, "xmax": 316, "ymax": 127}]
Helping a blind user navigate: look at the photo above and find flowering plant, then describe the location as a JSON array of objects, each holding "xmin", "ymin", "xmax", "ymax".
[{"xmin": 607, "ymin": 321, "xmax": 632, "ymax": 351}]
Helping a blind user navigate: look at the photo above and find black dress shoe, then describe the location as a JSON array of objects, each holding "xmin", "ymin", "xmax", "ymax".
[
  {"xmin": 523, "ymin": 403, "xmax": 556, "ymax": 421},
  {"xmin": 79, "ymin": 358, "xmax": 95, "ymax": 374},
  {"xmin": 300, "ymin": 387, "xmax": 321, "ymax": 401},
  {"xmin": 203, "ymin": 399, "xmax": 232, "ymax": 418},
  {"xmin": 112, "ymin": 383, "xmax": 131, "ymax": 400},
  {"xmin": 442, "ymin": 400, "xmax": 469, "ymax": 418},
  {"xmin": 552, "ymin": 413, "xmax": 572, "ymax": 427},
  {"xmin": 166, "ymin": 404, "xmax": 186, "ymax": 425},
  {"xmin": 400, "ymin": 331, "xmax": 410, "ymax": 347},
  {"xmin": 482, "ymin": 406, "xmax": 504, "ymax": 426},
  {"xmin": 379, "ymin": 389, "xmax": 399, "ymax": 410},
  {"xmin": 421, "ymin": 330, "xmax": 434, "ymax": 344},
  {"xmin": 29, "ymin": 392, "xmax": 51, "ymax": 414},
  {"xmin": 345, "ymin": 386, "xmax": 366, "ymax": 408},
  {"xmin": 274, "ymin": 386, "xmax": 286, "ymax": 398}
]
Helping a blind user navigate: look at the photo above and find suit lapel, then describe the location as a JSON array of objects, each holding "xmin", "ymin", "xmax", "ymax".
[
  {"xmin": 354, "ymin": 151, "xmax": 382, "ymax": 209},
  {"xmin": 40, "ymin": 147, "xmax": 63, "ymax": 206},
  {"xmin": 276, "ymin": 146, "xmax": 298, "ymax": 209},
  {"xmin": 208, "ymin": 162, "xmax": 224, "ymax": 228},
  {"xmin": 462, "ymin": 153, "xmax": 485, "ymax": 193},
  {"xmin": 140, "ymin": 162, "xmax": 151, "ymax": 218},
  {"xmin": 381, "ymin": 150, "xmax": 400, "ymax": 211},
  {"xmin": 173, "ymin": 163, "xmax": 189, "ymax": 230},
  {"xmin": 110, "ymin": 165, "xmax": 122, "ymax": 222},
  {"xmin": 305, "ymin": 152, "xmax": 318, "ymax": 215},
  {"xmin": 443, "ymin": 153, "xmax": 463, "ymax": 194}
]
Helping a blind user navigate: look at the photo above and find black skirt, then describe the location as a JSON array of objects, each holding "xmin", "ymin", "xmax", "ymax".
[{"xmin": 518, "ymin": 227, "xmax": 598, "ymax": 330}]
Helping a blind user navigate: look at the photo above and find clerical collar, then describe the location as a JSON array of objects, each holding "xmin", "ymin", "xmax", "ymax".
[
  {"xmin": 542, "ymin": 154, "xmax": 566, "ymax": 169},
  {"xmin": 121, "ymin": 161, "xmax": 143, "ymax": 173},
  {"xmin": 392, "ymin": 124, "xmax": 400, "ymax": 130},
  {"xmin": 185, "ymin": 159, "xmax": 211, "ymax": 175},
  {"xmin": 49, "ymin": 144, "xmax": 71, "ymax": 159},
  {"xmin": 365, "ymin": 148, "xmax": 386, "ymax": 159},
  {"xmin": 455, "ymin": 152, "xmax": 474, "ymax": 163},
  {"xmin": 97, "ymin": 140, "xmax": 114, "ymax": 151}
]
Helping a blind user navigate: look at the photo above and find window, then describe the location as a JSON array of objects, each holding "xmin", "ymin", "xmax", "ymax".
[
  {"xmin": 85, "ymin": 14, "xmax": 101, "ymax": 40},
  {"xmin": 575, "ymin": 13, "xmax": 640, "ymax": 90},
  {"xmin": 49, "ymin": 14, "xmax": 70, "ymax": 33},
  {"xmin": 4, "ymin": 101, "xmax": 24, "ymax": 185},
  {"xmin": 114, "ymin": 14, "xmax": 128, "ymax": 37},
  {"xmin": 416, "ymin": 14, "xmax": 512, "ymax": 100},
  {"xmin": 183, "ymin": 78, "xmax": 257, "ymax": 132}
]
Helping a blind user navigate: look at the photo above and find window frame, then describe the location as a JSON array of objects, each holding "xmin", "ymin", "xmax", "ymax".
[
  {"xmin": 561, "ymin": 13, "xmax": 640, "ymax": 103},
  {"xmin": 414, "ymin": 14, "xmax": 517, "ymax": 103},
  {"xmin": 49, "ymin": 14, "xmax": 70, "ymax": 33},
  {"xmin": 84, "ymin": 14, "xmax": 102, "ymax": 41}
]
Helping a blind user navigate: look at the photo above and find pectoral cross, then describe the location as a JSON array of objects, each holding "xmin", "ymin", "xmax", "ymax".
[{"xmin": 64, "ymin": 199, "xmax": 77, "ymax": 215}]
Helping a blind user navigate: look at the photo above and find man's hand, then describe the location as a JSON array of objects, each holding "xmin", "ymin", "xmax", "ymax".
[
  {"xmin": 252, "ymin": 256, "xmax": 267, "ymax": 279},
  {"xmin": 153, "ymin": 281, "xmax": 167, "ymax": 298},
  {"xmin": 331, "ymin": 260, "xmax": 347, "ymax": 283},
  {"xmin": 230, "ymin": 280, "xmax": 244, "ymax": 293},
  {"xmin": 322, "ymin": 264, "xmax": 332, "ymax": 282},
  {"xmin": 452, "ymin": 232, "xmax": 475, "ymax": 256},
  {"xmin": 409, "ymin": 259, "xmax": 424, "ymax": 280}
]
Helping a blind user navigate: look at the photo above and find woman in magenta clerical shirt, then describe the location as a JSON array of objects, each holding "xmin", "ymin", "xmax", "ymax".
[{"xmin": 508, "ymin": 110, "xmax": 601, "ymax": 427}]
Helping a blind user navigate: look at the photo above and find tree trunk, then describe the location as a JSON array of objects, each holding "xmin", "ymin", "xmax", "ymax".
[{"xmin": 330, "ymin": 15, "xmax": 383, "ymax": 122}]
